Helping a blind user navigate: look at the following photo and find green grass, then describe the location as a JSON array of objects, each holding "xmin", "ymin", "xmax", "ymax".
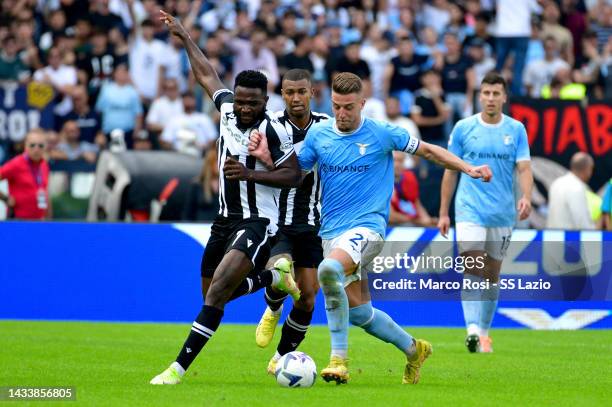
[{"xmin": 0, "ymin": 321, "xmax": 610, "ymax": 406}]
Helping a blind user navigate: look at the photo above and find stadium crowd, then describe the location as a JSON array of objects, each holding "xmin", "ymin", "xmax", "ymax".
[{"xmin": 0, "ymin": 0, "xmax": 610, "ymax": 226}]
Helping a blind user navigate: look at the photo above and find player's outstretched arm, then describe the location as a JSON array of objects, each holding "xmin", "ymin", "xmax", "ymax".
[
  {"xmin": 438, "ymin": 169, "xmax": 458, "ymax": 238},
  {"xmin": 159, "ymin": 10, "xmax": 224, "ymax": 99},
  {"xmin": 415, "ymin": 141, "xmax": 492, "ymax": 181},
  {"xmin": 223, "ymin": 155, "xmax": 302, "ymax": 188}
]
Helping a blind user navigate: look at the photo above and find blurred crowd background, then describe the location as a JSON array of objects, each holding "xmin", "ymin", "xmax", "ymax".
[{"xmin": 0, "ymin": 0, "xmax": 610, "ymax": 228}]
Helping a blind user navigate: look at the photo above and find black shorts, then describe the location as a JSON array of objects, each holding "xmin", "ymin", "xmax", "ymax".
[
  {"xmin": 270, "ymin": 225, "xmax": 323, "ymax": 269},
  {"xmin": 201, "ymin": 216, "xmax": 272, "ymax": 278}
]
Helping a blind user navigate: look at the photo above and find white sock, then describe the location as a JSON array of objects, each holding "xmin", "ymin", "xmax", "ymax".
[
  {"xmin": 479, "ymin": 328, "xmax": 489, "ymax": 337},
  {"xmin": 467, "ymin": 323, "xmax": 479, "ymax": 336},
  {"xmin": 331, "ymin": 350, "xmax": 347, "ymax": 359},
  {"xmin": 171, "ymin": 361, "xmax": 185, "ymax": 377},
  {"xmin": 272, "ymin": 351, "xmax": 282, "ymax": 361},
  {"xmin": 270, "ymin": 305, "xmax": 283, "ymax": 316},
  {"xmin": 270, "ymin": 270, "xmax": 280, "ymax": 286}
]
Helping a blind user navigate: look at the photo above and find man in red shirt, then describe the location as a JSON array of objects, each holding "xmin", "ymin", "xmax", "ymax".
[{"xmin": 0, "ymin": 129, "xmax": 51, "ymax": 220}]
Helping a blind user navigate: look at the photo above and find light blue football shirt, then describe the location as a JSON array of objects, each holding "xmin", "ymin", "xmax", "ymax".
[
  {"xmin": 448, "ymin": 113, "xmax": 531, "ymax": 227},
  {"xmin": 298, "ymin": 117, "xmax": 420, "ymax": 239}
]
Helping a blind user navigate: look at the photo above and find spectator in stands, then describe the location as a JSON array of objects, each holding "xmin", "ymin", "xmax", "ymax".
[
  {"xmin": 362, "ymin": 79, "xmax": 386, "ymax": 120},
  {"xmin": 601, "ymin": 178, "xmax": 612, "ymax": 230},
  {"xmin": 411, "ymin": 70, "xmax": 450, "ymax": 146},
  {"xmin": 589, "ymin": 3, "xmax": 612, "ymax": 52},
  {"xmin": 52, "ymin": 120, "xmax": 99, "ymax": 164},
  {"xmin": 360, "ymin": 27, "xmax": 396, "ymax": 100},
  {"xmin": 542, "ymin": 1, "xmax": 574, "ymax": 66},
  {"xmin": 310, "ymin": 71, "xmax": 333, "ymax": 116},
  {"xmin": 385, "ymin": 96, "xmax": 421, "ymax": 170},
  {"xmin": 228, "ymin": 27, "xmax": 279, "ymax": 87},
  {"xmin": 89, "ymin": 0, "xmax": 125, "ymax": 33},
  {"xmin": 467, "ymin": 39, "xmax": 496, "ymax": 92},
  {"xmin": 160, "ymin": 92, "xmax": 217, "ymax": 156},
  {"xmin": 524, "ymin": 36, "xmax": 571, "ymax": 97},
  {"xmin": 389, "ymin": 151, "xmax": 437, "ymax": 227},
  {"xmin": 334, "ymin": 41, "xmax": 371, "ymax": 79},
  {"xmin": 60, "ymin": 85, "xmax": 106, "ymax": 149},
  {"xmin": 541, "ymin": 67, "xmax": 586, "ymax": 99},
  {"xmin": 38, "ymin": 9, "xmax": 68, "ymax": 53},
  {"xmin": 573, "ymin": 31, "xmax": 603, "ymax": 95},
  {"xmin": 280, "ymin": 33, "xmax": 314, "ymax": 76},
  {"xmin": 33, "ymin": 46, "xmax": 78, "ymax": 117},
  {"xmin": 600, "ymin": 36, "xmax": 612, "ymax": 98},
  {"xmin": 383, "ymin": 35, "xmax": 430, "ymax": 114},
  {"xmin": 129, "ymin": 19, "xmax": 169, "ymax": 105},
  {"xmin": 146, "ymin": 78, "xmax": 184, "ymax": 136},
  {"xmin": 463, "ymin": 12, "xmax": 495, "ymax": 57},
  {"xmin": 0, "ymin": 129, "xmax": 50, "ymax": 220},
  {"xmin": 547, "ymin": 152, "xmax": 596, "ymax": 230},
  {"xmin": 420, "ymin": 0, "xmax": 451, "ymax": 35},
  {"xmin": 183, "ymin": 147, "xmax": 219, "ymax": 221},
  {"xmin": 95, "ymin": 64, "xmax": 143, "ymax": 148},
  {"xmin": 494, "ymin": 0, "xmax": 541, "ymax": 95},
  {"xmin": 77, "ymin": 28, "xmax": 128, "ymax": 102},
  {"xmin": 0, "ymin": 35, "xmax": 30, "ymax": 82},
  {"xmin": 439, "ymin": 32, "xmax": 475, "ymax": 132},
  {"xmin": 445, "ymin": 2, "xmax": 473, "ymax": 44}
]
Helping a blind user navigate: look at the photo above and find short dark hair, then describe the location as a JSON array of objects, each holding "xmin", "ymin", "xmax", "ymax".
[
  {"xmin": 481, "ymin": 71, "xmax": 507, "ymax": 92},
  {"xmin": 234, "ymin": 70, "xmax": 268, "ymax": 94},
  {"xmin": 283, "ymin": 69, "xmax": 312, "ymax": 84},
  {"xmin": 332, "ymin": 72, "xmax": 362, "ymax": 95}
]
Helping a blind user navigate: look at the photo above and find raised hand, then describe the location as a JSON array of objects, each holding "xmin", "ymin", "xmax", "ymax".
[{"xmin": 159, "ymin": 9, "xmax": 188, "ymax": 39}]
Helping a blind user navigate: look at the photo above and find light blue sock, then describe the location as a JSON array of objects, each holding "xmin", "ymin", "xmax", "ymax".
[
  {"xmin": 461, "ymin": 274, "xmax": 482, "ymax": 335},
  {"xmin": 318, "ymin": 258, "xmax": 348, "ymax": 358},
  {"xmin": 479, "ymin": 283, "xmax": 500, "ymax": 336},
  {"xmin": 349, "ymin": 302, "xmax": 414, "ymax": 355}
]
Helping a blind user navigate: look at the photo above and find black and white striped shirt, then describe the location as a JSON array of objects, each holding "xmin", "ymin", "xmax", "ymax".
[
  {"xmin": 213, "ymin": 89, "xmax": 294, "ymax": 231},
  {"xmin": 275, "ymin": 110, "xmax": 330, "ymax": 230}
]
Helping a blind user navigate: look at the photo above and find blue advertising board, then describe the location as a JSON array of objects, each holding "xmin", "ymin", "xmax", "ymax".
[{"xmin": 0, "ymin": 222, "xmax": 610, "ymax": 329}]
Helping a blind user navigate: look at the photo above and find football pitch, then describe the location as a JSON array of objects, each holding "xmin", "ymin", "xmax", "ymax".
[{"xmin": 1, "ymin": 321, "xmax": 610, "ymax": 406}]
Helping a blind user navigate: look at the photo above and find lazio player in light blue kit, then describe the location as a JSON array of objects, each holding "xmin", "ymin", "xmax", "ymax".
[
  {"xmin": 438, "ymin": 72, "xmax": 533, "ymax": 354},
  {"xmin": 250, "ymin": 72, "xmax": 492, "ymax": 385}
]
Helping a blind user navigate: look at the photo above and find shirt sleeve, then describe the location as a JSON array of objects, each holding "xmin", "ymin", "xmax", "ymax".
[
  {"xmin": 515, "ymin": 123, "xmax": 531, "ymax": 162},
  {"xmin": 0, "ymin": 157, "xmax": 19, "ymax": 181},
  {"xmin": 212, "ymin": 89, "xmax": 234, "ymax": 112},
  {"xmin": 447, "ymin": 121, "xmax": 464, "ymax": 158},
  {"xmin": 145, "ymin": 100, "xmax": 161, "ymax": 125},
  {"xmin": 298, "ymin": 127, "xmax": 319, "ymax": 171},
  {"xmin": 385, "ymin": 121, "xmax": 420, "ymax": 154},
  {"xmin": 266, "ymin": 119, "xmax": 295, "ymax": 167}
]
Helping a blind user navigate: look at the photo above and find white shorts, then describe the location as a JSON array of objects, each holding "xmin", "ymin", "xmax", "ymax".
[
  {"xmin": 322, "ymin": 227, "xmax": 384, "ymax": 286},
  {"xmin": 456, "ymin": 222, "xmax": 512, "ymax": 261}
]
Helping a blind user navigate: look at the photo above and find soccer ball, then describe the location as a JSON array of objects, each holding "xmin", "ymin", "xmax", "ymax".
[{"xmin": 275, "ymin": 351, "xmax": 317, "ymax": 388}]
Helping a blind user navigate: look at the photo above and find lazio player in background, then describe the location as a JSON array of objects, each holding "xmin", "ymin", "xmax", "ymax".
[
  {"xmin": 438, "ymin": 71, "xmax": 534, "ymax": 354},
  {"xmin": 249, "ymin": 72, "xmax": 493, "ymax": 385}
]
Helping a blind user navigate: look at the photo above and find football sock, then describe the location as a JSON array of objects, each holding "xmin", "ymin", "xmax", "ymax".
[
  {"xmin": 317, "ymin": 258, "xmax": 348, "ymax": 358},
  {"xmin": 349, "ymin": 302, "xmax": 414, "ymax": 355},
  {"xmin": 276, "ymin": 307, "xmax": 313, "ymax": 355},
  {"xmin": 227, "ymin": 270, "xmax": 275, "ymax": 301},
  {"xmin": 479, "ymin": 283, "xmax": 500, "ymax": 336},
  {"xmin": 462, "ymin": 274, "xmax": 482, "ymax": 335},
  {"xmin": 264, "ymin": 286, "xmax": 288, "ymax": 312},
  {"xmin": 175, "ymin": 305, "xmax": 223, "ymax": 371}
]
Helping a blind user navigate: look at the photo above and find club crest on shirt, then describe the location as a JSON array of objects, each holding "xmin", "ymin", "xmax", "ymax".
[
  {"xmin": 503, "ymin": 135, "xmax": 513, "ymax": 145},
  {"xmin": 356, "ymin": 143, "xmax": 369, "ymax": 155}
]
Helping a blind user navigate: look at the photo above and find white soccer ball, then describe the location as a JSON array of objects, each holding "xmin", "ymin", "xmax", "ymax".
[{"xmin": 275, "ymin": 351, "xmax": 317, "ymax": 388}]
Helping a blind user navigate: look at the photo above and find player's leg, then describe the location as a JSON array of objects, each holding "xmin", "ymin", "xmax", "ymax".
[
  {"xmin": 478, "ymin": 227, "xmax": 512, "ymax": 353},
  {"xmin": 267, "ymin": 232, "xmax": 321, "ymax": 373},
  {"xmin": 345, "ymin": 234, "xmax": 432, "ymax": 384},
  {"xmin": 318, "ymin": 239, "xmax": 358, "ymax": 384},
  {"xmin": 150, "ymin": 248, "xmax": 253, "ymax": 385},
  {"xmin": 457, "ymin": 222, "xmax": 488, "ymax": 353},
  {"xmin": 255, "ymin": 230, "xmax": 293, "ymax": 348}
]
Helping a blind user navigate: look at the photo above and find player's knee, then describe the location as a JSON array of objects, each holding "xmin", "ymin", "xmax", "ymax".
[
  {"xmin": 295, "ymin": 288, "xmax": 316, "ymax": 311},
  {"xmin": 317, "ymin": 258, "xmax": 344, "ymax": 286},
  {"xmin": 349, "ymin": 302, "xmax": 374, "ymax": 327}
]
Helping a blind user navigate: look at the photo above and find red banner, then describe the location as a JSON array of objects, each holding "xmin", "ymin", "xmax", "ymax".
[{"xmin": 509, "ymin": 98, "xmax": 612, "ymax": 191}]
